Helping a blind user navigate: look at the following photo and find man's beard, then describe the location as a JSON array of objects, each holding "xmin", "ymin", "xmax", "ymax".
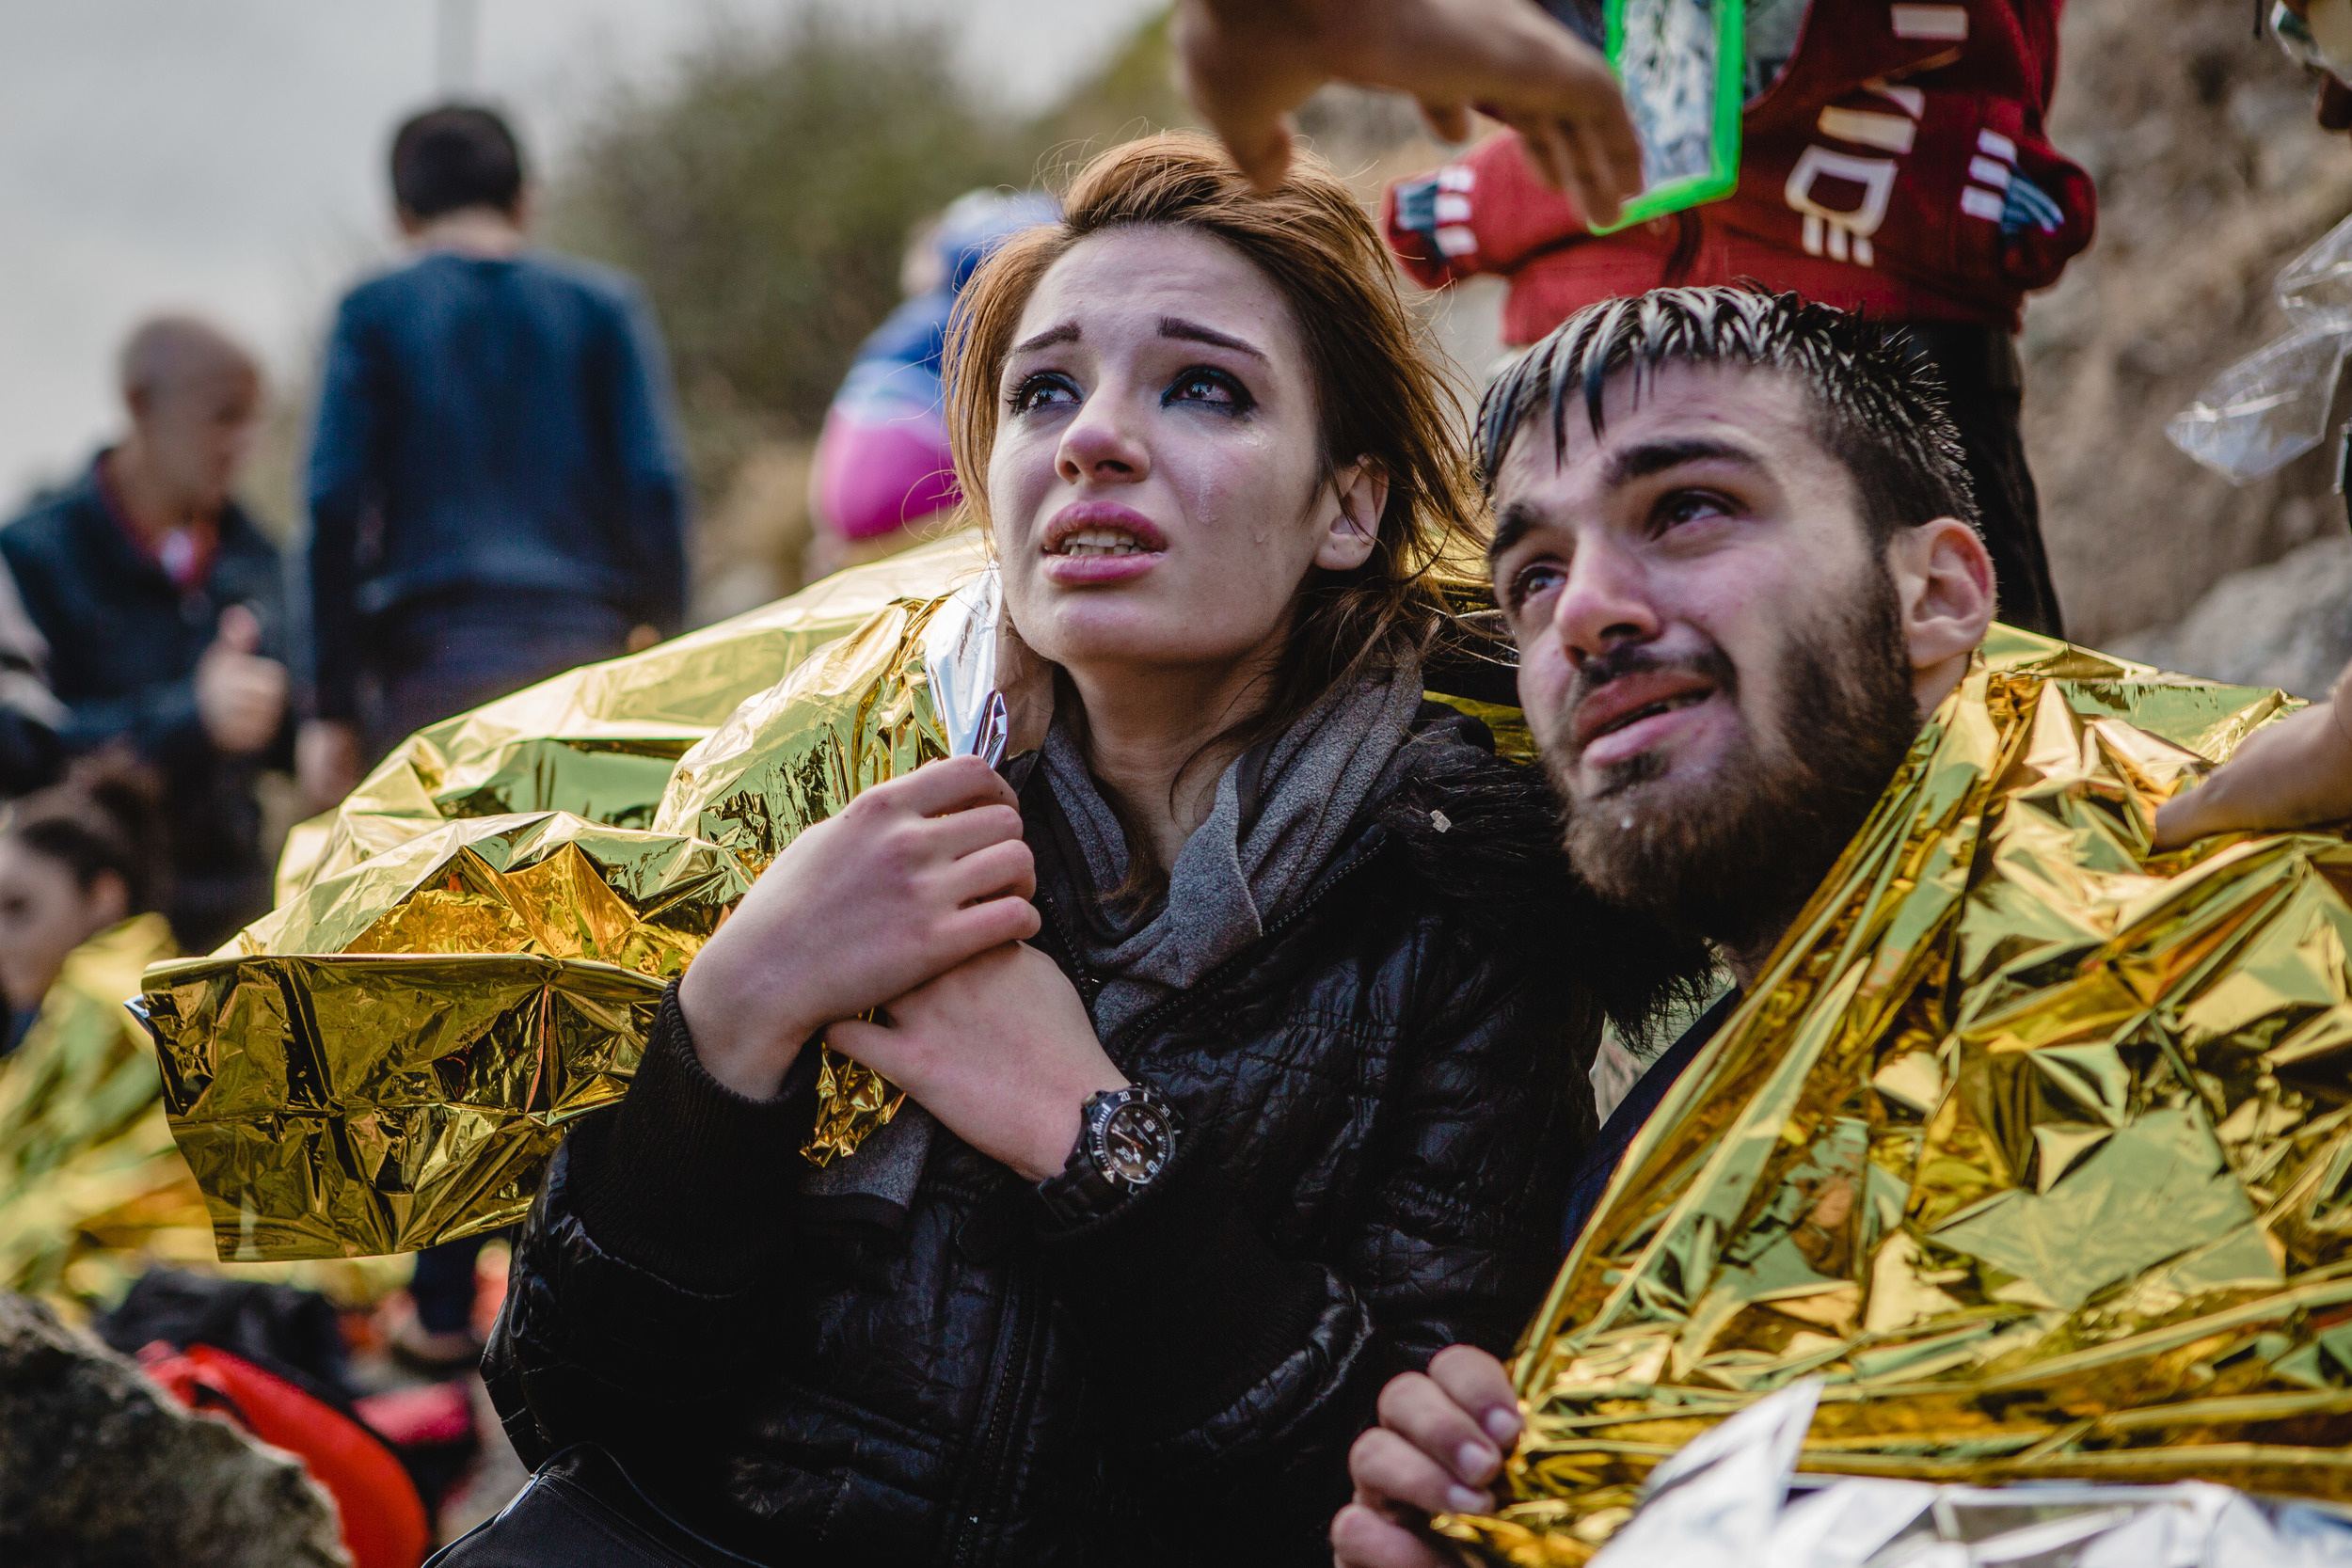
[{"xmin": 1547, "ymin": 563, "xmax": 1922, "ymax": 961}]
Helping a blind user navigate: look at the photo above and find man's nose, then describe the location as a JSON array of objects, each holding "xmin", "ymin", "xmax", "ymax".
[
  {"xmin": 1549, "ymin": 538, "xmax": 1662, "ymax": 666},
  {"xmin": 1056, "ymin": 389, "xmax": 1151, "ymax": 486}
]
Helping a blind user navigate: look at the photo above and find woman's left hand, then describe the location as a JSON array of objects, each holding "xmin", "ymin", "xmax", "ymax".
[{"xmin": 830, "ymin": 943, "xmax": 1130, "ymax": 1180}]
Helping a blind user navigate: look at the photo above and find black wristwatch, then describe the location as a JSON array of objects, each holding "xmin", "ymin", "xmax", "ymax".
[{"xmin": 1037, "ymin": 1084, "xmax": 1182, "ymax": 1226}]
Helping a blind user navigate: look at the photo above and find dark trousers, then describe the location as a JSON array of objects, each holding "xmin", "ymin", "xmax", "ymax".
[
  {"xmin": 364, "ymin": 587, "xmax": 636, "ymax": 1332},
  {"xmin": 360, "ymin": 587, "xmax": 636, "ymax": 765},
  {"xmin": 1897, "ymin": 323, "xmax": 2062, "ymax": 640}
]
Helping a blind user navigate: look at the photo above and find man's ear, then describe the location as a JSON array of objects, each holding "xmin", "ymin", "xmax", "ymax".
[
  {"xmin": 1314, "ymin": 460, "xmax": 1387, "ymax": 572},
  {"xmin": 1886, "ymin": 518, "xmax": 1995, "ymax": 698}
]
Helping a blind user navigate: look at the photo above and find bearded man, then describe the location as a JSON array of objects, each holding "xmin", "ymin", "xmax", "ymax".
[{"xmin": 1330, "ymin": 285, "xmax": 2201, "ymax": 1566}]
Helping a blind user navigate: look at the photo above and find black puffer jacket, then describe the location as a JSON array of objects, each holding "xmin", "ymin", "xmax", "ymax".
[{"xmin": 485, "ymin": 705, "xmax": 1696, "ymax": 1565}]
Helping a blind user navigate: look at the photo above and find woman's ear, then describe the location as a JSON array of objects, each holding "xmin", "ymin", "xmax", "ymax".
[{"xmin": 1314, "ymin": 461, "xmax": 1388, "ymax": 572}]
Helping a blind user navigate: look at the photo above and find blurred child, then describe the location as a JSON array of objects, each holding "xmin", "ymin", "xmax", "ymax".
[
  {"xmin": 804, "ymin": 189, "xmax": 1057, "ymax": 578},
  {"xmin": 0, "ymin": 757, "xmax": 169, "ymax": 1056}
]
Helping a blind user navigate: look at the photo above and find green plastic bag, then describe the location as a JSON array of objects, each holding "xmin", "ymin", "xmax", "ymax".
[{"xmin": 1597, "ymin": 0, "xmax": 1746, "ymax": 233}]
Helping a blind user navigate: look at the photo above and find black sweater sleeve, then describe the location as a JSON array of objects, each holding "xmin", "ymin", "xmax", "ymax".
[{"xmin": 485, "ymin": 986, "xmax": 821, "ymax": 1465}]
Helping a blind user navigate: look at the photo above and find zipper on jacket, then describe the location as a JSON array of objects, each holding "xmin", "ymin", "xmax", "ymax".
[{"xmin": 938, "ymin": 1263, "xmax": 1045, "ymax": 1567}]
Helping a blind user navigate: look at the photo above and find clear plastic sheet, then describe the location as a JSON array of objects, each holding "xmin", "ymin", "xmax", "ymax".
[
  {"xmin": 1575, "ymin": 1381, "xmax": 2352, "ymax": 1568},
  {"xmin": 2169, "ymin": 214, "xmax": 2352, "ymax": 483},
  {"xmin": 1597, "ymin": 0, "xmax": 1745, "ymax": 233}
]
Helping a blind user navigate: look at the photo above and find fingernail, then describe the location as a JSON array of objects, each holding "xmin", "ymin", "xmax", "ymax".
[
  {"xmin": 1456, "ymin": 1441, "xmax": 1499, "ymax": 1482},
  {"xmin": 1444, "ymin": 1484, "xmax": 1491, "ymax": 1514},
  {"xmin": 1484, "ymin": 1408, "xmax": 1520, "ymax": 1446}
]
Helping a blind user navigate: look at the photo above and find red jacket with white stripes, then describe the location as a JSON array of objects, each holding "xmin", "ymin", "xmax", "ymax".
[{"xmin": 1383, "ymin": 0, "xmax": 2095, "ymax": 341}]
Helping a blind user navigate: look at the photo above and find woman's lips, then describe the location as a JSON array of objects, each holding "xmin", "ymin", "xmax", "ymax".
[
  {"xmin": 1044, "ymin": 548, "xmax": 1161, "ymax": 584},
  {"xmin": 1041, "ymin": 502, "xmax": 1167, "ymax": 585}
]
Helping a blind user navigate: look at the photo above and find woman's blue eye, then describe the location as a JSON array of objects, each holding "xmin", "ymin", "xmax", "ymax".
[
  {"xmin": 1166, "ymin": 366, "xmax": 1252, "ymax": 413},
  {"xmin": 1009, "ymin": 373, "xmax": 1080, "ymax": 414}
]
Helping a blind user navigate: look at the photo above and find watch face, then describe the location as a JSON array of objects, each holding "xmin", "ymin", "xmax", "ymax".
[{"xmin": 1090, "ymin": 1101, "xmax": 1171, "ymax": 1186}]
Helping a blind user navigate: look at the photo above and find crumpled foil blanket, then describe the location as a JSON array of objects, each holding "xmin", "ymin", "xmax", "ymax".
[
  {"xmin": 134, "ymin": 536, "xmax": 990, "ymax": 1260},
  {"xmin": 1437, "ymin": 626, "xmax": 2352, "ymax": 1564}
]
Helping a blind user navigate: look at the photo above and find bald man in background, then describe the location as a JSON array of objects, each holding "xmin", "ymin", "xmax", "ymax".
[{"xmin": 0, "ymin": 315, "xmax": 292, "ymax": 950}]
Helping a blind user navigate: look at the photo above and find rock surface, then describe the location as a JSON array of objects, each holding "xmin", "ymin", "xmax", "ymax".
[
  {"xmin": 2027, "ymin": 0, "xmax": 2352, "ymax": 646},
  {"xmin": 2110, "ymin": 531, "xmax": 2352, "ymax": 698},
  {"xmin": 0, "ymin": 1291, "xmax": 348, "ymax": 1567}
]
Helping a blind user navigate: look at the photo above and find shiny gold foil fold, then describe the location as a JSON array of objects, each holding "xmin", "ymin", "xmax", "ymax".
[
  {"xmin": 0, "ymin": 914, "xmax": 183, "ymax": 1295},
  {"xmin": 1437, "ymin": 627, "xmax": 2352, "ymax": 1564},
  {"xmin": 139, "ymin": 538, "xmax": 992, "ymax": 1259},
  {"xmin": 652, "ymin": 590, "xmax": 965, "ymax": 1164},
  {"xmin": 277, "ymin": 532, "xmax": 990, "ymax": 903}
]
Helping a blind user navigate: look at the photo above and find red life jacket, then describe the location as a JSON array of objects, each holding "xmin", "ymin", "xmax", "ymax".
[
  {"xmin": 1383, "ymin": 0, "xmax": 2095, "ymax": 341},
  {"xmin": 141, "ymin": 1342, "xmax": 432, "ymax": 1568}
]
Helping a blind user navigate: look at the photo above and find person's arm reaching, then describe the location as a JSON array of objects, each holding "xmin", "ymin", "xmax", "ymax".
[
  {"xmin": 2153, "ymin": 657, "xmax": 2352, "ymax": 848},
  {"xmin": 1173, "ymin": 0, "xmax": 1643, "ymax": 226}
]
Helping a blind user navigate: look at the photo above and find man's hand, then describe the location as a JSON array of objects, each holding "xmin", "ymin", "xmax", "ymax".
[
  {"xmin": 194, "ymin": 605, "xmax": 288, "ymax": 754},
  {"xmin": 1331, "ymin": 1346, "xmax": 1523, "ymax": 1567},
  {"xmin": 296, "ymin": 719, "xmax": 363, "ymax": 816},
  {"xmin": 2153, "ymin": 663, "xmax": 2352, "ymax": 849},
  {"xmin": 677, "ymin": 755, "xmax": 1040, "ymax": 1100},
  {"xmin": 1175, "ymin": 0, "xmax": 1643, "ymax": 226},
  {"xmin": 829, "ymin": 940, "xmax": 1127, "ymax": 1180}
]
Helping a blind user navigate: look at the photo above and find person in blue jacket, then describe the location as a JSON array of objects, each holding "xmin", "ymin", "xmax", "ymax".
[
  {"xmin": 301, "ymin": 103, "xmax": 691, "ymax": 1370},
  {"xmin": 298, "ymin": 103, "xmax": 691, "ymax": 810}
]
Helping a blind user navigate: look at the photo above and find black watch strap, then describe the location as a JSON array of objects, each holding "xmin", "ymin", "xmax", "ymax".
[{"xmin": 1036, "ymin": 1084, "xmax": 1180, "ymax": 1227}]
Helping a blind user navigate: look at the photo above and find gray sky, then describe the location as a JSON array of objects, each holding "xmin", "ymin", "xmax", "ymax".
[{"xmin": 0, "ymin": 0, "xmax": 1165, "ymax": 501}]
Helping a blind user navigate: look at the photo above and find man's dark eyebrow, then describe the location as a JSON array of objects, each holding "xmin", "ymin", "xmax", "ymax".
[
  {"xmin": 1160, "ymin": 317, "xmax": 1267, "ymax": 361},
  {"xmin": 1486, "ymin": 502, "xmax": 1546, "ymax": 565},
  {"xmin": 1602, "ymin": 436, "xmax": 1762, "ymax": 491},
  {"xmin": 1013, "ymin": 324, "xmax": 1079, "ymax": 356},
  {"xmin": 1486, "ymin": 438, "xmax": 1763, "ymax": 563}
]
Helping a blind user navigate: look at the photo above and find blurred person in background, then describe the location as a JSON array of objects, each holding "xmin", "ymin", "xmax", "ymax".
[
  {"xmin": 0, "ymin": 755, "xmax": 169, "ymax": 1058},
  {"xmin": 299, "ymin": 103, "xmax": 690, "ymax": 807},
  {"xmin": 0, "ymin": 315, "xmax": 290, "ymax": 954},
  {"xmin": 804, "ymin": 189, "xmax": 1057, "ymax": 579},
  {"xmin": 300, "ymin": 103, "xmax": 689, "ymax": 1373},
  {"xmin": 0, "ymin": 559, "xmax": 66, "ymax": 798}
]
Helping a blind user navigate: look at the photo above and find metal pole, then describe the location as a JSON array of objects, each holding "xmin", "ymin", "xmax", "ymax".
[{"xmin": 436, "ymin": 0, "xmax": 478, "ymax": 96}]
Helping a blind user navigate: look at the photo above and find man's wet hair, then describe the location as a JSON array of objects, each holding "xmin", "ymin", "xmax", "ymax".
[
  {"xmin": 390, "ymin": 104, "xmax": 526, "ymax": 220},
  {"xmin": 1476, "ymin": 286, "xmax": 1980, "ymax": 547}
]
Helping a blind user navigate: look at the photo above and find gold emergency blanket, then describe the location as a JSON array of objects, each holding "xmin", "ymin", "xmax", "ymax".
[
  {"xmin": 1437, "ymin": 627, "xmax": 2352, "ymax": 1565},
  {"xmin": 0, "ymin": 914, "xmax": 186, "ymax": 1298},
  {"xmin": 137, "ymin": 536, "xmax": 990, "ymax": 1261}
]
